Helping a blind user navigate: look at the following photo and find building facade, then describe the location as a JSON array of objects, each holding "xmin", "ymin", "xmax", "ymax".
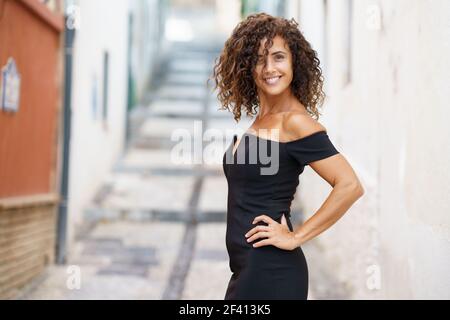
[
  {"xmin": 286, "ymin": 0, "xmax": 450, "ymax": 299},
  {"xmin": 0, "ymin": 0, "xmax": 64, "ymax": 299}
]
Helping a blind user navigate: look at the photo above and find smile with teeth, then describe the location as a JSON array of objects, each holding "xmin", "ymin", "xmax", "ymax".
[{"xmin": 264, "ymin": 76, "xmax": 282, "ymax": 85}]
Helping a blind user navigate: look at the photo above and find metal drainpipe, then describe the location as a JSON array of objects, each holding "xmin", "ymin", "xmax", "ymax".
[{"xmin": 56, "ymin": 16, "xmax": 75, "ymax": 265}]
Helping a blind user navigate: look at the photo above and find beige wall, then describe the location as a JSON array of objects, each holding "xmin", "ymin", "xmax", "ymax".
[{"xmin": 292, "ymin": 0, "xmax": 450, "ymax": 299}]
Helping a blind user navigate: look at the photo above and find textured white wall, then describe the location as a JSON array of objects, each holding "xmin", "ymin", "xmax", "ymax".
[
  {"xmin": 291, "ymin": 0, "xmax": 450, "ymax": 299},
  {"xmin": 67, "ymin": 0, "xmax": 130, "ymax": 252}
]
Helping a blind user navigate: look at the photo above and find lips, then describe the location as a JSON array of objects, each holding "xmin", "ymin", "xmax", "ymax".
[{"xmin": 264, "ymin": 76, "xmax": 282, "ymax": 85}]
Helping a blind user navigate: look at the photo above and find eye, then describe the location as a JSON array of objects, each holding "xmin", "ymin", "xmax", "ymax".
[{"xmin": 275, "ymin": 55, "xmax": 284, "ymax": 60}]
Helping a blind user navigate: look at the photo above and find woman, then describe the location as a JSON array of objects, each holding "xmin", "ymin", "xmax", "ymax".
[{"xmin": 212, "ymin": 13, "xmax": 364, "ymax": 300}]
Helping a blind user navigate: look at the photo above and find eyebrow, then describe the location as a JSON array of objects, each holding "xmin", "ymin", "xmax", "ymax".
[{"xmin": 257, "ymin": 51, "xmax": 286, "ymax": 57}]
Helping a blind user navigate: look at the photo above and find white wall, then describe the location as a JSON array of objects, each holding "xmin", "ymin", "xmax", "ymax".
[
  {"xmin": 290, "ymin": 0, "xmax": 450, "ymax": 299},
  {"xmin": 297, "ymin": 0, "xmax": 327, "ymax": 76},
  {"xmin": 215, "ymin": 0, "xmax": 241, "ymax": 38},
  {"xmin": 67, "ymin": 0, "xmax": 130, "ymax": 252}
]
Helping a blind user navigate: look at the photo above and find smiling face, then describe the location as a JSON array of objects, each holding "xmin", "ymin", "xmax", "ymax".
[{"xmin": 253, "ymin": 35, "xmax": 294, "ymax": 97}]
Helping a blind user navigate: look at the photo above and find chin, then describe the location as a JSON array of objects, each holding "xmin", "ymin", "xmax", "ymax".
[{"xmin": 263, "ymin": 86, "xmax": 289, "ymax": 96}]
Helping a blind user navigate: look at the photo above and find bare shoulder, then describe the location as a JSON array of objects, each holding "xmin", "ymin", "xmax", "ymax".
[{"xmin": 282, "ymin": 112, "xmax": 327, "ymax": 140}]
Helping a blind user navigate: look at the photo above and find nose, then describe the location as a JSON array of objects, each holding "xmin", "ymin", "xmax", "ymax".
[{"xmin": 262, "ymin": 57, "xmax": 276, "ymax": 75}]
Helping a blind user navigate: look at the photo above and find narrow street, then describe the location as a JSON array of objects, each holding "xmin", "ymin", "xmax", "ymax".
[
  {"xmin": 2, "ymin": 0, "xmax": 449, "ymax": 302},
  {"xmin": 19, "ymin": 18, "xmax": 341, "ymax": 300},
  {"xmin": 23, "ymin": 23, "xmax": 240, "ymax": 300},
  {"xmin": 21, "ymin": 32, "xmax": 342, "ymax": 299},
  {"xmin": 17, "ymin": 5, "xmax": 347, "ymax": 301}
]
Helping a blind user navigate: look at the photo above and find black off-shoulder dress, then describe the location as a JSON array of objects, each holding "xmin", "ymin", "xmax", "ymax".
[{"xmin": 222, "ymin": 130, "xmax": 339, "ymax": 300}]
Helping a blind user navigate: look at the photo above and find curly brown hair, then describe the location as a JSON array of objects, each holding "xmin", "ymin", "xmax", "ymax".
[{"xmin": 210, "ymin": 13, "xmax": 325, "ymax": 122}]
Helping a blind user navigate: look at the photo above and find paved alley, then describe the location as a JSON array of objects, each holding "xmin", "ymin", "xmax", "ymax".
[
  {"xmin": 20, "ymin": 6, "xmax": 343, "ymax": 301},
  {"xmin": 22, "ymin": 28, "xmax": 244, "ymax": 299},
  {"xmin": 3, "ymin": 0, "xmax": 449, "ymax": 302},
  {"xmin": 20, "ymin": 36, "xmax": 343, "ymax": 301}
]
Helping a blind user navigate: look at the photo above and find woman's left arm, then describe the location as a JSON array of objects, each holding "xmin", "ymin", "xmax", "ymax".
[
  {"xmin": 247, "ymin": 153, "xmax": 364, "ymax": 250},
  {"xmin": 291, "ymin": 153, "xmax": 364, "ymax": 248}
]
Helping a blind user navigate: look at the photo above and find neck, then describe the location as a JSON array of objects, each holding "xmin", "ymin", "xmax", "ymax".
[{"xmin": 257, "ymin": 88, "xmax": 298, "ymax": 118}]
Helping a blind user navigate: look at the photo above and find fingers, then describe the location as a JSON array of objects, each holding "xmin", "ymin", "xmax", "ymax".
[
  {"xmin": 246, "ymin": 231, "xmax": 270, "ymax": 243},
  {"xmin": 252, "ymin": 238, "xmax": 272, "ymax": 248},
  {"xmin": 245, "ymin": 225, "xmax": 270, "ymax": 238},
  {"xmin": 253, "ymin": 215, "xmax": 274, "ymax": 226}
]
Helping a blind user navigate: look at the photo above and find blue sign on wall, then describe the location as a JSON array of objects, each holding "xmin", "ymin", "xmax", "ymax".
[{"xmin": 1, "ymin": 57, "xmax": 21, "ymax": 113}]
